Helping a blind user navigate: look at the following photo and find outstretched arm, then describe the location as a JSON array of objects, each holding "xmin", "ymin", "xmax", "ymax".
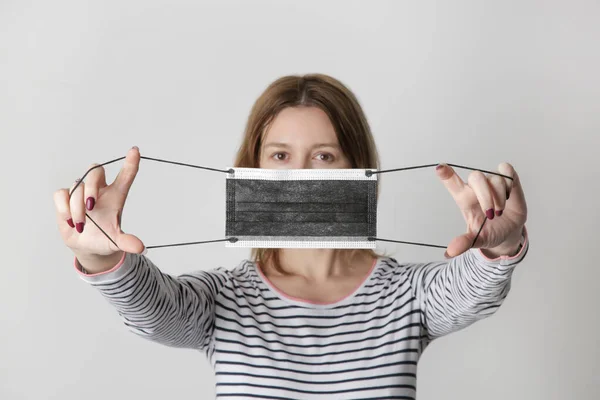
[
  {"xmin": 75, "ymin": 252, "xmax": 229, "ymax": 351},
  {"xmin": 408, "ymin": 227, "xmax": 528, "ymax": 339}
]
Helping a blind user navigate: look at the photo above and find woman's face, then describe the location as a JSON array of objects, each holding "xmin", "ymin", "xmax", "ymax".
[{"xmin": 259, "ymin": 106, "xmax": 351, "ymax": 169}]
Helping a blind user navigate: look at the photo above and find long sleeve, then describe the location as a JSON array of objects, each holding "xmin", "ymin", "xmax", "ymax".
[
  {"xmin": 408, "ymin": 227, "xmax": 529, "ymax": 340},
  {"xmin": 75, "ymin": 252, "xmax": 229, "ymax": 351}
]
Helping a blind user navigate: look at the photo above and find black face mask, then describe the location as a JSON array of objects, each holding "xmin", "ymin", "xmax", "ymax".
[{"xmin": 225, "ymin": 168, "xmax": 378, "ymax": 249}]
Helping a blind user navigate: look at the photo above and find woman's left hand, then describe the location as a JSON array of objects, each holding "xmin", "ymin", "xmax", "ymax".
[{"xmin": 436, "ymin": 162, "xmax": 527, "ymax": 258}]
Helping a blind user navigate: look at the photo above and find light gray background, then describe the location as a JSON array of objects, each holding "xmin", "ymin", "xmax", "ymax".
[{"xmin": 1, "ymin": 1, "xmax": 598, "ymax": 399}]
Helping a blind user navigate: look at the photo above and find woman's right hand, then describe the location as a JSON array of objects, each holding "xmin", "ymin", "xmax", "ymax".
[{"xmin": 54, "ymin": 146, "xmax": 145, "ymax": 273}]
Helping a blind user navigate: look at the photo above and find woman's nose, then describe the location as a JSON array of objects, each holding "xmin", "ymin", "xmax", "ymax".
[{"xmin": 289, "ymin": 155, "xmax": 312, "ymax": 169}]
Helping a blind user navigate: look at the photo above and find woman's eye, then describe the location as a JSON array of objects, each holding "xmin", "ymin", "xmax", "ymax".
[
  {"xmin": 315, "ymin": 153, "xmax": 334, "ymax": 162},
  {"xmin": 272, "ymin": 152, "xmax": 288, "ymax": 161}
]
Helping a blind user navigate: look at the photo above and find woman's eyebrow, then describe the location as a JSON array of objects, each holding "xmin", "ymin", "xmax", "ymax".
[
  {"xmin": 263, "ymin": 142, "xmax": 291, "ymax": 149},
  {"xmin": 313, "ymin": 143, "xmax": 341, "ymax": 149},
  {"xmin": 263, "ymin": 142, "xmax": 341, "ymax": 150}
]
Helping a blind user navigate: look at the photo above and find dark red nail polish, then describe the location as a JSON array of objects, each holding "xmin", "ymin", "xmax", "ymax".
[
  {"xmin": 67, "ymin": 218, "xmax": 75, "ymax": 228},
  {"xmin": 76, "ymin": 222, "xmax": 84, "ymax": 233},
  {"xmin": 86, "ymin": 197, "xmax": 95, "ymax": 211},
  {"xmin": 496, "ymin": 209, "xmax": 503, "ymax": 217},
  {"xmin": 486, "ymin": 208, "xmax": 495, "ymax": 219}
]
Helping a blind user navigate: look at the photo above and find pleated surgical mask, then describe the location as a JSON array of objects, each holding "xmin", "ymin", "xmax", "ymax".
[{"xmin": 224, "ymin": 168, "xmax": 378, "ymax": 248}]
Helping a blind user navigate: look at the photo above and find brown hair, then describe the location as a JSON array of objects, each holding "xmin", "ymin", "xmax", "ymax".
[{"xmin": 233, "ymin": 73, "xmax": 381, "ymax": 271}]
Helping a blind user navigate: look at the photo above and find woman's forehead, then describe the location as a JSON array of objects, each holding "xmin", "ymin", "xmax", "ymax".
[{"xmin": 263, "ymin": 107, "xmax": 338, "ymax": 146}]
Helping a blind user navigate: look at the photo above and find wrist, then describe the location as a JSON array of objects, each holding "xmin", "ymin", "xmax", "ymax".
[
  {"xmin": 481, "ymin": 227, "xmax": 524, "ymax": 259},
  {"xmin": 76, "ymin": 251, "xmax": 125, "ymax": 274}
]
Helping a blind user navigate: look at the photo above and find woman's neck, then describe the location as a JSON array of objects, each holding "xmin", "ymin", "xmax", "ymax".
[{"xmin": 272, "ymin": 248, "xmax": 373, "ymax": 283}]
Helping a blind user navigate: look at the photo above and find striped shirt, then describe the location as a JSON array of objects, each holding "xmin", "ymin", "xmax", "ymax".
[{"xmin": 76, "ymin": 231, "xmax": 528, "ymax": 400}]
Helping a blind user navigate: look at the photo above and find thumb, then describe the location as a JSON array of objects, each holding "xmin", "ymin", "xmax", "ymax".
[
  {"xmin": 115, "ymin": 231, "xmax": 146, "ymax": 255},
  {"xmin": 444, "ymin": 233, "xmax": 474, "ymax": 259}
]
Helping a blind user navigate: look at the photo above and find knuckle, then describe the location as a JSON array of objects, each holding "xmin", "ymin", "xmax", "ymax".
[
  {"xmin": 498, "ymin": 162, "xmax": 514, "ymax": 175},
  {"xmin": 84, "ymin": 181, "xmax": 97, "ymax": 194},
  {"xmin": 53, "ymin": 188, "xmax": 67, "ymax": 199},
  {"xmin": 53, "ymin": 189, "xmax": 68, "ymax": 208},
  {"xmin": 468, "ymin": 170, "xmax": 486, "ymax": 184},
  {"xmin": 87, "ymin": 163, "xmax": 105, "ymax": 178},
  {"xmin": 72, "ymin": 179, "xmax": 84, "ymax": 192},
  {"xmin": 69, "ymin": 188, "xmax": 84, "ymax": 207},
  {"xmin": 490, "ymin": 174, "xmax": 505, "ymax": 186}
]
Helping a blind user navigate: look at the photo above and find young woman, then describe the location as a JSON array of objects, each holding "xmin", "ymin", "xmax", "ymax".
[{"xmin": 54, "ymin": 74, "xmax": 528, "ymax": 399}]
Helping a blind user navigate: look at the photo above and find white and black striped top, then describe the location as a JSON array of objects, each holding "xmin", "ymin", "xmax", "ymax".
[{"xmin": 76, "ymin": 233, "xmax": 528, "ymax": 400}]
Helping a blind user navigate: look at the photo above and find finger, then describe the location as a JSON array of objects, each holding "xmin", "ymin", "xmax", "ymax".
[
  {"xmin": 69, "ymin": 179, "xmax": 86, "ymax": 233},
  {"xmin": 113, "ymin": 146, "xmax": 140, "ymax": 197},
  {"xmin": 54, "ymin": 188, "xmax": 75, "ymax": 229},
  {"xmin": 497, "ymin": 162, "xmax": 517, "ymax": 200},
  {"xmin": 488, "ymin": 174, "xmax": 507, "ymax": 216},
  {"xmin": 467, "ymin": 170, "xmax": 495, "ymax": 220},
  {"xmin": 498, "ymin": 163, "xmax": 527, "ymax": 219},
  {"xmin": 436, "ymin": 163, "xmax": 466, "ymax": 199},
  {"xmin": 84, "ymin": 163, "xmax": 107, "ymax": 211}
]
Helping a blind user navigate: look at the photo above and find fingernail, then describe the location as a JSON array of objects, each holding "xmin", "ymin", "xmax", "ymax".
[
  {"xmin": 67, "ymin": 218, "xmax": 75, "ymax": 228},
  {"xmin": 436, "ymin": 164, "xmax": 443, "ymax": 170},
  {"xmin": 141, "ymin": 247, "xmax": 148, "ymax": 256},
  {"xmin": 132, "ymin": 146, "xmax": 139, "ymax": 150},
  {"xmin": 76, "ymin": 222, "xmax": 84, "ymax": 233},
  {"xmin": 444, "ymin": 251, "xmax": 450, "ymax": 259},
  {"xmin": 86, "ymin": 197, "xmax": 95, "ymax": 211},
  {"xmin": 486, "ymin": 208, "xmax": 495, "ymax": 219},
  {"xmin": 496, "ymin": 209, "xmax": 503, "ymax": 217}
]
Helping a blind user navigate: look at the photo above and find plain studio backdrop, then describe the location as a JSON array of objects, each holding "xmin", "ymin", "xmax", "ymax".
[{"xmin": 1, "ymin": 0, "xmax": 599, "ymax": 399}]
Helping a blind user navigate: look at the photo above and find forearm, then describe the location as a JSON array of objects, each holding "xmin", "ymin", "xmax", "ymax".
[
  {"xmin": 417, "ymin": 229, "xmax": 529, "ymax": 339},
  {"xmin": 75, "ymin": 252, "xmax": 222, "ymax": 350}
]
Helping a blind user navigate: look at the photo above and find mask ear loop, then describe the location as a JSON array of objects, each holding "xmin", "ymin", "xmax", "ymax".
[
  {"xmin": 68, "ymin": 156, "xmax": 238, "ymax": 252},
  {"xmin": 366, "ymin": 163, "xmax": 514, "ymax": 251}
]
